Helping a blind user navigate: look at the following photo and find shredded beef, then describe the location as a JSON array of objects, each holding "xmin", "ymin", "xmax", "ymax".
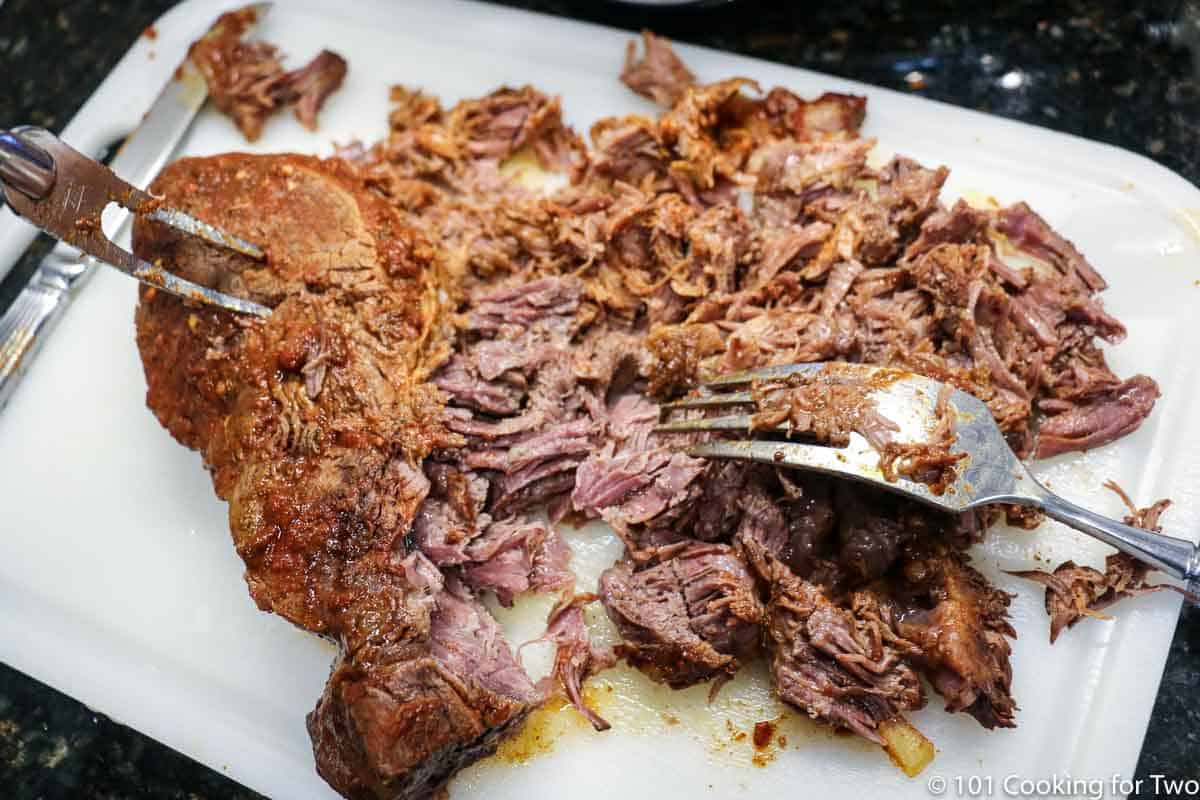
[
  {"xmin": 878, "ymin": 384, "xmax": 967, "ymax": 493},
  {"xmin": 188, "ymin": 10, "xmax": 347, "ymax": 141},
  {"xmin": 750, "ymin": 369, "xmax": 898, "ymax": 448},
  {"xmin": 1034, "ymin": 375, "xmax": 1160, "ymax": 458},
  {"xmin": 995, "ymin": 202, "xmax": 1107, "ymax": 292},
  {"xmin": 599, "ymin": 542, "xmax": 763, "ymax": 690},
  {"xmin": 135, "ymin": 29, "xmax": 1167, "ymax": 799},
  {"xmin": 462, "ymin": 517, "xmax": 574, "ymax": 607},
  {"xmin": 572, "ymin": 393, "xmax": 707, "ymax": 529},
  {"xmin": 1012, "ymin": 482, "xmax": 1188, "ymax": 642},
  {"xmin": 526, "ymin": 593, "xmax": 617, "ymax": 731},
  {"xmin": 620, "ymin": 30, "xmax": 696, "ymax": 108},
  {"xmin": 894, "ymin": 545, "xmax": 1017, "ymax": 728},
  {"xmin": 744, "ymin": 539, "xmax": 924, "ymax": 743}
]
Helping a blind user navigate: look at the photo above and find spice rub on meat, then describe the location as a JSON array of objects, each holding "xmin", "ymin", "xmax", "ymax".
[
  {"xmin": 135, "ymin": 30, "xmax": 1167, "ymax": 800},
  {"xmin": 135, "ymin": 154, "xmax": 536, "ymax": 800}
]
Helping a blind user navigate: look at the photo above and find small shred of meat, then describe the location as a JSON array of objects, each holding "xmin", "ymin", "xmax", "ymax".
[
  {"xmin": 995, "ymin": 202, "xmax": 1107, "ymax": 292},
  {"xmin": 766, "ymin": 88, "xmax": 868, "ymax": 139},
  {"xmin": 187, "ymin": 9, "xmax": 347, "ymax": 141},
  {"xmin": 525, "ymin": 593, "xmax": 616, "ymax": 731},
  {"xmin": 1011, "ymin": 481, "xmax": 1187, "ymax": 642},
  {"xmin": 571, "ymin": 393, "xmax": 708, "ymax": 528},
  {"xmin": 287, "ymin": 50, "xmax": 350, "ymax": 130},
  {"xmin": 878, "ymin": 384, "xmax": 967, "ymax": 494},
  {"xmin": 1034, "ymin": 375, "xmax": 1160, "ymax": 458},
  {"xmin": 620, "ymin": 30, "xmax": 697, "ymax": 108},
  {"xmin": 1105, "ymin": 480, "xmax": 1172, "ymax": 532}
]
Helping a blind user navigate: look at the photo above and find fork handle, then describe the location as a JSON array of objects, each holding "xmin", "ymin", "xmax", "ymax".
[{"xmin": 1035, "ymin": 488, "xmax": 1200, "ymax": 598}]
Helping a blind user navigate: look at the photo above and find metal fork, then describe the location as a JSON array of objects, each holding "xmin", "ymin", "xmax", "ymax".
[
  {"xmin": 0, "ymin": 127, "xmax": 271, "ymax": 318},
  {"xmin": 656, "ymin": 361, "xmax": 1200, "ymax": 596}
]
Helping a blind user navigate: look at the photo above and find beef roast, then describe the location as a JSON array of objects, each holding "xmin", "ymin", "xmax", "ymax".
[
  {"xmin": 134, "ymin": 154, "xmax": 533, "ymax": 800},
  {"xmin": 134, "ymin": 29, "xmax": 1167, "ymax": 799}
]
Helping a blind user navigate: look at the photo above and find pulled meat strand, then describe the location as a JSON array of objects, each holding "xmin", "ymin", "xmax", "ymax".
[
  {"xmin": 878, "ymin": 385, "xmax": 967, "ymax": 494},
  {"xmin": 188, "ymin": 10, "xmax": 347, "ymax": 141},
  {"xmin": 524, "ymin": 592, "xmax": 616, "ymax": 731},
  {"xmin": 1011, "ymin": 481, "xmax": 1188, "ymax": 642},
  {"xmin": 620, "ymin": 30, "xmax": 696, "ymax": 108}
]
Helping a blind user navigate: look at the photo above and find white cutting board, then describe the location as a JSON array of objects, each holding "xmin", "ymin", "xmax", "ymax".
[{"xmin": 2, "ymin": 2, "xmax": 1199, "ymax": 798}]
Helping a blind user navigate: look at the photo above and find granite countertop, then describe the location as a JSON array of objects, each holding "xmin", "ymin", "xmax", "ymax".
[{"xmin": 1, "ymin": 0, "xmax": 1197, "ymax": 797}]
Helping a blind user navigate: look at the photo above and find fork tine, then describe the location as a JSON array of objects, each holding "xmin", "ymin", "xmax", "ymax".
[
  {"xmin": 702, "ymin": 362, "xmax": 825, "ymax": 388},
  {"xmin": 685, "ymin": 439, "xmax": 950, "ymax": 505},
  {"xmin": 654, "ymin": 414, "xmax": 755, "ymax": 434},
  {"xmin": 146, "ymin": 207, "xmax": 266, "ymax": 260},
  {"xmin": 132, "ymin": 259, "xmax": 272, "ymax": 318},
  {"xmin": 659, "ymin": 391, "xmax": 753, "ymax": 411},
  {"xmin": 703, "ymin": 360, "xmax": 912, "ymax": 389},
  {"xmin": 686, "ymin": 439, "xmax": 853, "ymax": 471},
  {"xmin": 687, "ymin": 438, "xmax": 894, "ymax": 487}
]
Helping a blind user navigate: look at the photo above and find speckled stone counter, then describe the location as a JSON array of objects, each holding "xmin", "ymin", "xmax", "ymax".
[{"xmin": 1, "ymin": 1, "xmax": 1197, "ymax": 797}]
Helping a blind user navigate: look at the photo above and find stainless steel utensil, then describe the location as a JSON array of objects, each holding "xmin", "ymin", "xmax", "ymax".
[
  {"xmin": 656, "ymin": 361, "xmax": 1200, "ymax": 596},
  {"xmin": 0, "ymin": 2, "xmax": 273, "ymax": 413},
  {"xmin": 0, "ymin": 127, "xmax": 270, "ymax": 317}
]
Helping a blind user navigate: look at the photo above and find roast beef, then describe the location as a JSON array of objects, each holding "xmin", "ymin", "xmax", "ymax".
[
  {"xmin": 599, "ymin": 543, "xmax": 763, "ymax": 689},
  {"xmin": 188, "ymin": 9, "xmax": 347, "ymax": 141},
  {"xmin": 135, "ymin": 29, "xmax": 1166, "ymax": 799},
  {"xmin": 1012, "ymin": 481, "xmax": 1187, "ymax": 642},
  {"xmin": 746, "ymin": 540, "xmax": 925, "ymax": 743}
]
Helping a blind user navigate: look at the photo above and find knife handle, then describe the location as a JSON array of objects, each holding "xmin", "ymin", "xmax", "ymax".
[
  {"xmin": 0, "ymin": 128, "xmax": 58, "ymax": 200},
  {"xmin": 0, "ymin": 246, "xmax": 92, "ymax": 412}
]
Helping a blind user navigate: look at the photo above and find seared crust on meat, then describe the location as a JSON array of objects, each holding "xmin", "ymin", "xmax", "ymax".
[
  {"xmin": 136, "ymin": 154, "xmax": 454, "ymax": 631},
  {"xmin": 135, "ymin": 154, "xmax": 534, "ymax": 800}
]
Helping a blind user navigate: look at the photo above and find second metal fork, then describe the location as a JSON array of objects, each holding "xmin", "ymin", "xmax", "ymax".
[{"xmin": 656, "ymin": 361, "xmax": 1200, "ymax": 597}]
